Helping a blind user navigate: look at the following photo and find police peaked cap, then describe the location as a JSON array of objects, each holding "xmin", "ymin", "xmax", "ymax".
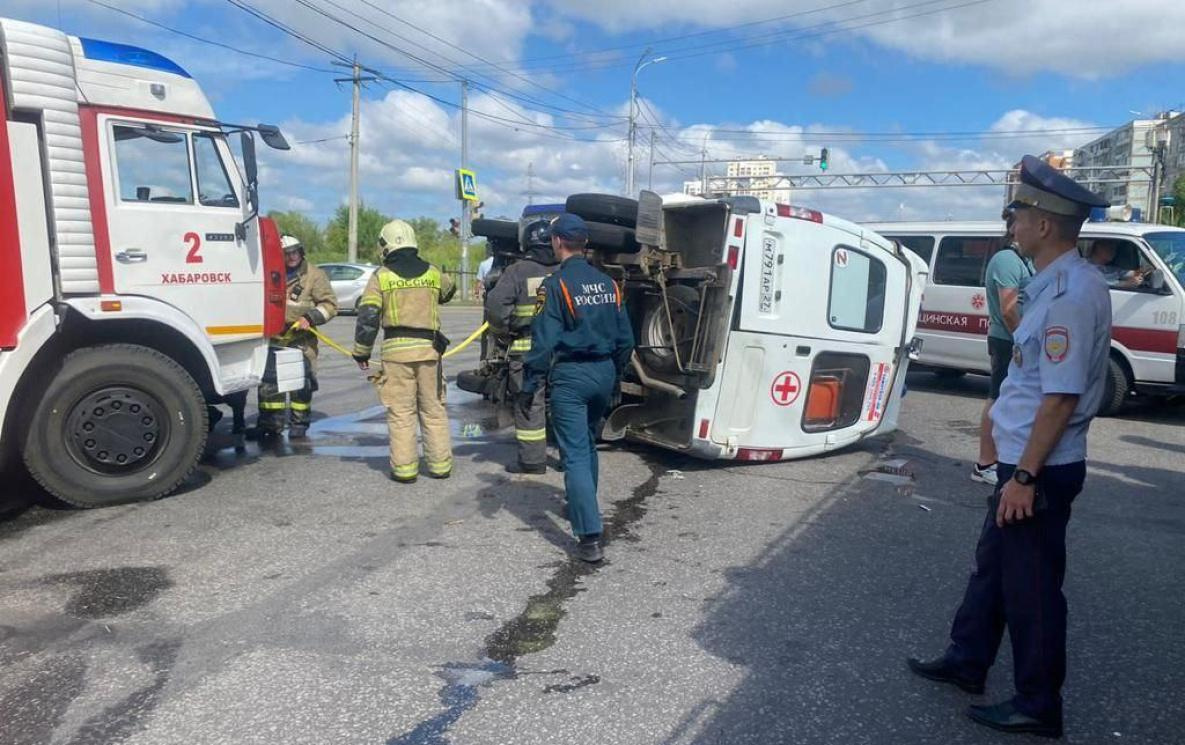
[{"xmin": 1009, "ymin": 154, "xmax": 1108, "ymax": 219}]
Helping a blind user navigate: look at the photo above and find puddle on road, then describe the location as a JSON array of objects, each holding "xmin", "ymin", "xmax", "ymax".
[{"xmin": 384, "ymin": 456, "xmax": 668, "ymax": 743}]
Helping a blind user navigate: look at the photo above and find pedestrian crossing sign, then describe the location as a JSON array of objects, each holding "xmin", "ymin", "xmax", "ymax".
[{"xmin": 456, "ymin": 169, "xmax": 479, "ymax": 202}]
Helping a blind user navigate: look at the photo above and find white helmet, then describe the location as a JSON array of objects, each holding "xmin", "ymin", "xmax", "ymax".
[
  {"xmin": 281, "ymin": 235, "xmax": 304, "ymax": 254},
  {"xmin": 378, "ymin": 219, "xmax": 418, "ymax": 259}
]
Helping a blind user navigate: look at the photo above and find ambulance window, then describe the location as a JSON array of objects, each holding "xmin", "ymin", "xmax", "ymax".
[
  {"xmin": 113, "ymin": 125, "xmax": 193, "ymax": 204},
  {"xmin": 893, "ymin": 236, "xmax": 935, "ymax": 266},
  {"xmin": 933, "ymin": 236, "xmax": 1002, "ymax": 286},
  {"xmin": 828, "ymin": 246, "xmax": 886, "ymax": 333},
  {"xmin": 194, "ymin": 134, "xmax": 240, "ymax": 208}
]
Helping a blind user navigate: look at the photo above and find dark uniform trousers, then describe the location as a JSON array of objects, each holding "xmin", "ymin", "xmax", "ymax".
[
  {"xmin": 508, "ymin": 359, "xmax": 547, "ymax": 468},
  {"xmin": 258, "ymin": 350, "xmax": 315, "ymax": 432},
  {"xmin": 550, "ymin": 358, "xmax": 616, "ymax": 536},
  {"xmin": 946, "ymin": 461, "xmax": 1085, "ymax": 719}
]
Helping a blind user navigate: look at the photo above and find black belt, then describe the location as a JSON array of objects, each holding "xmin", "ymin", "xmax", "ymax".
[
  {"xmin": 555, "ymin": 352, "xmax": 611, "ymax": 363},
  {"xmin": 383, "ymin": 326, "xmax": 436, "ymax": 341}
]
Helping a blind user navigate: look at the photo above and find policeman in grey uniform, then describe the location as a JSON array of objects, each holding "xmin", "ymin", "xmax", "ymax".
[
  {"xmin": 908, "ymin": 155, "xmax": 1111, "ymax": 739},
  {"xmin": 484, "ymin": 218, "xmax": 559, "ymax": 473}
]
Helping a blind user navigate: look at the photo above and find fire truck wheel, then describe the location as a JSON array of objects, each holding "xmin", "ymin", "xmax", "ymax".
[
  {"xmin": 1098, "ymin": 355, "xmax": 1130, "ymax": 417},
  {"xmin": 22, "ymin": 344, "xmax": 209, "ymax": 508},
  {"xmin": 565, "ymin": 194, "xmax": 638, "ymax": 228},
  {"xmin": 639, "ymin": 284, "xmax": 700, "ymax": 374}
]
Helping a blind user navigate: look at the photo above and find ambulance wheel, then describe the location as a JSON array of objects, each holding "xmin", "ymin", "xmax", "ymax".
[
  {"xmin": 585, "ymin": 221, "xmax": 640, "ymax": 253},
  {"xmin": 22, "ymin": 344, "xmax": 208, "ymax": 508},
  {"xmin": 932, "ymin": 368, "xmax": 966, "ymax": 380},
  {"xmin": 565, "ymin": 194, "xmax": 638, "ymax": 228},
  {"xmin": 1098, "ymin": 356, "xmax": 1130, "ymax": 417},
  {"xmin": 472, "ymin": 218, "xmax": 518, "ymax": 242},
  {"xmin": 639, "ymin": 284, "xmax": 700, "ymax": 374}
]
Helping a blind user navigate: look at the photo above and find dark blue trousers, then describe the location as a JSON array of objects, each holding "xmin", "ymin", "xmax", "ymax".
[
  {"xmin": 549, "ymin": 360, "xmax": 615, "ymax": 538},
  {"xmin": 946, "ymin": 462, "xmax": 1085, "ymax": 720}
]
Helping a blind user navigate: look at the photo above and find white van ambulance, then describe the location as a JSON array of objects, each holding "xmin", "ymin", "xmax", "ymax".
[
  {"xmin": 868, "ymin": 220, "xmax": 1185, "ymax": 415},
  {"xmin": 468, "ymin": 192, "xmax": 928, "ymax": 461}
]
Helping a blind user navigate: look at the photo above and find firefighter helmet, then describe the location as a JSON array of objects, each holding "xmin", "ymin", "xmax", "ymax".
[
  {"xmin": 378, "ymin": 219, "xmax": 418, "ymax": 259},
  {"xmin": 280, "ymin": 235, "xmax": 304, "ymax": 254}
]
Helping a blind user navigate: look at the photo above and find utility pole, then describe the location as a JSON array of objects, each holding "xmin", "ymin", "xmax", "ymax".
[
  {"xmin": 460, "ymin": 79, "xmax": 470, "ymax": 300},
  {"xmin": 333, "ymin": 58, "xmax": 375, "ymax": 263},
  {"xmin": 627, "ymin": 50, "xmax": 665, "ymax": 198},
  {"xmin": 648, "ymin": 131, "xmax": 656, "ymax": 190},
  {"xmin": 700, "ymin": 134, "xmax": 710, "ymax": 196},
  {"xmin": 526, "ymin": 161, "xmax": 534, "ymax": 206}
]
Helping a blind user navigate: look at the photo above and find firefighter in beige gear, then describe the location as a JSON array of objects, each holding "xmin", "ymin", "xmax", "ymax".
[
  {"xmin": 353, "ymin": 220, "xmax": 457, "ymax": 483},
  {"xmin": 484, "ymin": 218, "xmax": 558, "ymax": 474},
  {"xmin": 258, "ymin": 235, "xmax": 339, "ymax": 439}
]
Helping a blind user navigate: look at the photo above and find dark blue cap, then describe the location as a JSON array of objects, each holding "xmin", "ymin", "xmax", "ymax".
[
  {"xmin": 1009, "ymin": 154, "xmax": 1108, "ymax": 218},
  {"xmin": 550, "ymin": 213, "xmax": 588, "ymax": 240}
]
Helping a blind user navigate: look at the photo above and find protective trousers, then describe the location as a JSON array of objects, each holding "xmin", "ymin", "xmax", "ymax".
[
  {"xmin": 508, "ymin": 359, "xmax": 547, "ymax": 468},
  {"xmin": 549, "ymin": 359, "xmax": 615, "ymax": 537},
  {"xmin": 257, "ymin": 351, "xmax": 315, "ymax": 432},
  {"xmin": 945, "ymin": 461, "xmax": 1085, "ymax": 721},
  {"xmin": 378, "ymin": 358, "xmax": 453, "ymax": 480}
]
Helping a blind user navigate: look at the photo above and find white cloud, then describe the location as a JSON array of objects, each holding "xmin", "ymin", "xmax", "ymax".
[{"xmin": 543, "ymin": 0, "xmax": 1185, "ymax": 78}]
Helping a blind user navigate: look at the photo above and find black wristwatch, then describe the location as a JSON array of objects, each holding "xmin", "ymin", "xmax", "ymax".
[{"xmin": 1012, "ymin": 469, "xmax": 1037, "ymax": 486}]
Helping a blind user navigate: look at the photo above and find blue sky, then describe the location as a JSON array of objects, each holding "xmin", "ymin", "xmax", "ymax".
[{"xmin": 7, "ymin": 0, "xmax": 1184, "ymax": 225}]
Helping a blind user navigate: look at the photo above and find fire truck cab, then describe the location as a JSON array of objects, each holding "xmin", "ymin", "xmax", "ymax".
[{"xmin": 0, "ymin": 18, "xmax": 297, "ymax": 506}]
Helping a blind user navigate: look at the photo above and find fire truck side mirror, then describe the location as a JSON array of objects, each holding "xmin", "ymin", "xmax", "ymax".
[{"xmin": 241, "ymin": 132, "xmax": 258, "ymax": 188}]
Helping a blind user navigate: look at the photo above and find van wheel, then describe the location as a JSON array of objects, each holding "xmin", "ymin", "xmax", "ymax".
[
  {"xmin": 565, "ymin": 194, "xmax": 638, "ymax": 228},
  {"xmin": 472, "ymin": 218, "xmax": 519, "ymax": 242},
  {"xmin": 585, "ymin": 221, "xmax": 640, "ymax": 254},
  {"xmin": 639, "ymin": 284, "xmax": 700, "ymax": 374},
  {"xmin": 1098, "ymin": 356, "xmax": 1130, "ymax": 417},
  {"xmin": 21, "ymin": 345, "xmax": 208, "ymax": 508}
]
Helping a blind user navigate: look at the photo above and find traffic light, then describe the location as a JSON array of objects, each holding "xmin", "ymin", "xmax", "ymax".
[
  {"xmin": 819, "ymin": 147, "xmax": 829, "ymax": 171},
  {"xmin": 472, "ymin": 201, "xmax": 484, "ymax": 221},
  {"xmin": 449, "ymin": 217, "xmax": 460, "ymax": 237}
]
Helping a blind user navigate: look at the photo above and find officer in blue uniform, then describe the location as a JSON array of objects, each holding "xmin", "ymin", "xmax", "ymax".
[
  {"xmin": 522, "ymin": 213, "xmax": 634, "ymax": 563},
  {"xmin": 909, "ymin": 156, "xmax": 1111, "ymax": 739}
]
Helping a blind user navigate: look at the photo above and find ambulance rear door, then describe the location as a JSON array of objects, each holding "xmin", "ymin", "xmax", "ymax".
[{"xmin": 709, "ymin": 205, "xmax": 911, "ymax": 456}]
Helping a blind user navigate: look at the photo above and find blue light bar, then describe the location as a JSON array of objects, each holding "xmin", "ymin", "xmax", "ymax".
[
  {"xmin": 79, "ymin": 38, "xmax": 191, "ymax": 79},
  {"xmin": 521, "ymin": 203, "xmax": 565, "ymax": 217}
]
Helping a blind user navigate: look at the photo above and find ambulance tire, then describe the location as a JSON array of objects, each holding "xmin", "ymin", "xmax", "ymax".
[
  {"xmin": 1098, "ymin": 355, "xmax": 1130, "ymax": 417},
  {"xmin": 22, "ymin": 345, "xmax": 208, "ymax": 508},
  {"xmin": 472, "ymin": 218, "xmax": 518, "ymax": 242},
  {"xmin": 639, "ymin": 284, "xmax": 700, "ymax": 374},
  {"xmin": 932, "ymin": 368, "xmax": 966, "ymax": 380},
  {"xmin": 565, "ymin": 194, "xmax": 638, "ymax": 228},
  {"xmin": 585, "ymin": 221, "xmax": 640, "ymax": 254}
]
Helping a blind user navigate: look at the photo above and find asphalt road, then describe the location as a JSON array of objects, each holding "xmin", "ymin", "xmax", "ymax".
[{"xmin": 2, "ymin": 308, "xmax": 1182, "ymax": 745}]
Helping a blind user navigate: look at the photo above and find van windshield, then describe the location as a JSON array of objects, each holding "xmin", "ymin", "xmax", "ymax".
[{"xmin": 1144, "ymin": 232, "xmax": 1185, "ymax": 286}]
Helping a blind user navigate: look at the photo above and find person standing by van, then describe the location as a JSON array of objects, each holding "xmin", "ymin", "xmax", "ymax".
[
  {"xmin": 972, "ymin": 217, "xmax": 1034, "ymax": 485},
  {"xmin": 909, "ymin": 155, "xmax": 1110, "ymax": 738}
]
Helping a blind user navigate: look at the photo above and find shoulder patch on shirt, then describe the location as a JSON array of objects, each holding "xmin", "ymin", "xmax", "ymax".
[
  {"xmin": 1044, "ymin": 325, "xmax": 1070, "ymax": 363},
  {"xmin": 1013, "ymin": 344, "xmax": 1023, "ymax": 367},
  {"xmin": 534, "ymin": 284, "xmax": 547, "ymax": 317}
]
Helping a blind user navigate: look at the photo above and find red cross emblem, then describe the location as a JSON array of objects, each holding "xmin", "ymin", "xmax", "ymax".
[{"xmin": 770, "ymin": 371, "xmax": 802, "ymax": 407}]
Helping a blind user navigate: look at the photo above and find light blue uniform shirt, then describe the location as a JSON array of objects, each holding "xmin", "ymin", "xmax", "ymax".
[{"xmin": 991, "ymin": 250, "xmax": 1112, "ymax": 466}]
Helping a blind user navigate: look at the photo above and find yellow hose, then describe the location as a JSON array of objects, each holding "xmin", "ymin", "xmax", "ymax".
[{"xmin": 293, "ymin": 321, "xmax": 489, "ymax": 361}]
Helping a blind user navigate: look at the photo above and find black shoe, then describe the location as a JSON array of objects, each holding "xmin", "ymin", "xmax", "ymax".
[
  {"xmin": 967, "ymin": 701, "xmax": 1062, "ymax": 739},
  {"xmin": 288, "ymin": 425, "xmax": 308, "ymax": 439},
  {"xmin": 426, "ymin": 470, "xmax": 451, "ymax": 480},
  {"xmin": 391, "ymin": 473, "xmax": 418, "ymax": 484},
  {"xmin": 907, "ymin": 656, "xmax": 985, "ymax": 694},
  {"xmin": 507, "ymin": 462, "xmax": 546, "ymax": 475},
  {"xmin": 575, "ymin": 534, "xmax": 603, "ymax": 563}
]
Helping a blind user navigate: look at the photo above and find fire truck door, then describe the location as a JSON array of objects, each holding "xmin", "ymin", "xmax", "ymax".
[{"xmin": 100, "ymin": 117, "xmax": 262, "ymax": 341}]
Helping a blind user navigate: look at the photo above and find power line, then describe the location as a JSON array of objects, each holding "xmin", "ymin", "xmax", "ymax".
[{"xmin": 295, "ymin": 135, "xmax": 350, "ymax": 145}]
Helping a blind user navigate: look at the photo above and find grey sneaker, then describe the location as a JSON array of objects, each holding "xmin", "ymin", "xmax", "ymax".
[
  {"xmin": 971, "ymin": 463, "xmax": 998, "ymax": 486},
  {"xmin": 575, "ymin": 534, "xmax": 604, "ymax": 563}
]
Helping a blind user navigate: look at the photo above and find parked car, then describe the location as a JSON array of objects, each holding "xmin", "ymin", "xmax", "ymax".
[{"xmin": 318, "ymin": 263, "xmax": 378, "ymax": 314}]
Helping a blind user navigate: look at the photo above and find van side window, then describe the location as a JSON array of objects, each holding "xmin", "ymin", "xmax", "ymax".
[
  {"xmin": 894, "ymin": 236, "xmax": 935, "ymax": 266},
  {"xmin": 112, "ymin": 125, "xmax": 193, "ymax": 204},
  {"xmin": 933, "ymin": 236, "xmax": 1003, "ymax": 286},
  {"xmin": 829, "ymin": 246, "xmax": 886, "ymax": 333},
  {"xmin": 194, "ymin": 134, "xmax": 240, "ymax": 208},
  {"xmin": 1079, "ymin": 237, "xmax": 1149, "ymax": 291}
]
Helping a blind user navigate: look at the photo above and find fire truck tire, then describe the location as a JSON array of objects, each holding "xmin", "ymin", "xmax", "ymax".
[
  {"xmin": 1098, "ymin": 355, "xmax": 1130, "ymax": 417},
  {"xmin": 472, "ymin": 218, "xmax": 518, "ymax": 242},
  {"xmin": 22, "ymin": 344, "xmax": 208, "ymax": 508},
  {"xmin": 639, "ymin": 284, "xmax": 700, "ymax": 374},
  {"xmin": 565, "ymin": 194, "xmax": 638, "ymax": 228}
]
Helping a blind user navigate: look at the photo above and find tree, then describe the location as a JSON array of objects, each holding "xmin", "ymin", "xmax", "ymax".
[
  {"xmin": 1173, "ymin": 175, "xmax": 1185, "ymax": 228},
  {"xmin": 325, "ymin": 203, "xmax": 391, "ymax": 263},
  {"xmin": 267, "ymin": 210, "xmax": 325, "ymax": 257}
]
